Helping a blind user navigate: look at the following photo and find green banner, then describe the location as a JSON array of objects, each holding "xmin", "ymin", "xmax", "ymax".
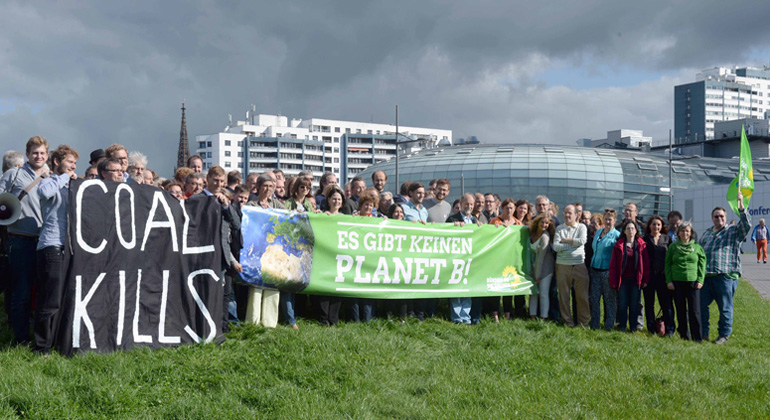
[{"xmin": 240, "ymin": 207, "xmax": 535, "ymax": 299}]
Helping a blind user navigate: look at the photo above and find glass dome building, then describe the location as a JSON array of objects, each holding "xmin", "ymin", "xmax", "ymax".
[{"xmin": 358, "ymin": 144, "xmax": 770, "ymax": 220}]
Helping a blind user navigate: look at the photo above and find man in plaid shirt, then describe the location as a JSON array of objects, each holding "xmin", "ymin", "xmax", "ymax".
[{"xmin": 699, "ymin": 189, "xmax": 750, "ymax": 344}]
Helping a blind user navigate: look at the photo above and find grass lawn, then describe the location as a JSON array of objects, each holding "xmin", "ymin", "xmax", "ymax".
[{"xmin": 1, "ymin": 280, "xmax": 769, "ymax": 419}]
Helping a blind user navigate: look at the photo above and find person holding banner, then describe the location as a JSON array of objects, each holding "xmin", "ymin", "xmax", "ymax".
[
  {"xmin": 34, "ymin": 144, "xmax": 79, "ymax": 353},
  {"xmin": 528, "ymin": 213, "xmax": 556, "ymax": 320},
  {"xmin": 492, "ymin": 198, "xmax": 526, "ymax": 319},
  {"xmin": 0, "ymin": 136, "xmax": 49, "ymax": 344},
  {"xmin": 311, "ymin": 184, "xmax": 346, "ymax": 326},
  {"xmin": 446, "ymin": 193, "xmax": 479, "ymax": 324},
  {"xmin": 201, "ymin": 166, "xmax": 242, "ymax": 332},
  {"xmin": 245, "ymin": 174, "xmax": 284, "ymax": 328},
  {"xmin": 699, "ymin": 188, "xmax": 750, "ymax": 344}
]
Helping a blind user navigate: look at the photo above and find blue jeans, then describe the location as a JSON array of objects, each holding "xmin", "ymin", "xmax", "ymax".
[
  {"xmin": 279, "ymin": 291, "xmax": 296, "ymax": 326},
  {"xmin": 470, "ymin": 297, "xmax": 483, "ymax": 324},
  {"xmin": 450, "ymin": 297, "xmax": 471, "ymax": 324},
  {"xmin": 616, "ymin": 280, "xmax": 641, "ymax": 332},
  {"xmin": 6, "ymin": 235, "xmax": 38, "ymax": 343},
  {"xmin": 700, "ymin": 274, "xmax": 738, "ymax": 339}
]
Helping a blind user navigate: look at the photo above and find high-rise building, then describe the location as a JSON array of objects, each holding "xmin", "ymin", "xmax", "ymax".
[
  {"xmin": 195, "ymin": 111, "xmax": 452, "ymax": 182},
  {"xmin": 675, "ymin": 67, "xmax": 770, "ymax": 144}
]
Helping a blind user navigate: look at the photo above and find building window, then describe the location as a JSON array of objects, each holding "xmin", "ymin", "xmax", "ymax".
[
  {"xmin": 238, "ymin": 162, "xmax": 243, "ymax": 168},
  {"xmin": 313, "ymin": 136, "xmax": 318, "ymax": 140},
  {"xmin": 207, "ymin": 152, "xmax": 212, "ymax": 158},
  {"xmin": 237, "ymin": 152, "xmax": 243, "ymax": 157},
  {"xmin": 207, "ymin": 141, "xmax": 212, "ymax": 147},
  {"xmin": 225, "ymin": 140, "xmax": 231, "ymax": 146},
  {"xmin": 334, "ymin": 137, "xmax": 339, "ymax": 143},
  {"xmin": 334, "ymin": 158, "xmax": 339, "ymax": 163},
  {"xmin": 335, "ymin": 127, "xmax": 341, "ymax": 133},
  {"xmin": 225, "ymin": 151, "xmax": 231, "ymax": 157},
  {"xmin": 225, "ymin": 162, "xmax": 231, "ymax": 168},
  {"xmin": 356, "ymin": 129, "xmax": 362, "ymax": 134},
  {"xmin": 199, "ymin": 142, "xmax": 206, "ymax": 149},
  {"xmin": 346, "ymin": 128, "xmax": 351, "ymax": 133},
  {"xmin": 334, "ymin": 147, "xmax": 340, "ymax": 153},
  {"xmin": 237, "ymin": 141, "xmax": 243, "ymax": 147},
  {"xmin": 367, "ymin": 130, "xmax": 373, "ymax": 134}
]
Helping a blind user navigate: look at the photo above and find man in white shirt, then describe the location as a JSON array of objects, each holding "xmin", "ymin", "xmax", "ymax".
[{"xmin": 552, "ymin": 204, "xmax": 590, "ymax": 327}]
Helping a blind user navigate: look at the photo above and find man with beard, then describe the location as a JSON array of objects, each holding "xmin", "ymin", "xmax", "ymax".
[{"xmin": 424, "ymin": 178, "xmax": 452, "ymax": 223}]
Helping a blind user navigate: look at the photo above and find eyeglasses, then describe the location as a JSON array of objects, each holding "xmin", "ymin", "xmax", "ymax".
[
  {"xmin": 604, "ymin": 209, "xmax": 616, "ymax": 213},
  {"xmin": 116, "ymin": 157, "xmax": 128, "ymax": 162}
]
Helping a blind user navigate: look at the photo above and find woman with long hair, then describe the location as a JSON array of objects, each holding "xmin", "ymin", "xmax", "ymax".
[
  {"xmin": 312, "ymin": 185, "xmax": 346, "ymax": 326},
  {"xmin": 528, "ymin": 213, "xmax": 556, "ymax": 319},
  {"xmin": 609, "ymin": 219, "xmax": 650, "ymax": 332},
  {"xmin": 514, "ymin": 199, "xmax": 531, "ymax": 226},
  {"xmin": 643, "ymin": 215, "xmax": 674, "ymax": 336},
  {"xmin": 492, "ymin": 198, "xmax": 526, "ymax": 319}
]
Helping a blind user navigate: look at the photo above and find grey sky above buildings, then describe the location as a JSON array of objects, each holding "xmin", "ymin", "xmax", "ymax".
[{"xmin": 2, "ymin": 1, "xmax": 770, "ymax": 176}]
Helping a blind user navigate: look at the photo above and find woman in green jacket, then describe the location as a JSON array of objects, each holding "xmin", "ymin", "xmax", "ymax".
[{"xmin": 665, "ymin": 222, "xmax": 706, "ymax": 342}]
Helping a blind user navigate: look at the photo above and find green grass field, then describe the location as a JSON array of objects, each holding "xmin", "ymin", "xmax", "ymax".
[{"xmin": 1, "ymin": 280, "xmax": 769, "ymax": 419}]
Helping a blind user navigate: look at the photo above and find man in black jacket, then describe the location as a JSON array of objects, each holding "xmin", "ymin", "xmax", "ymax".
[{"xmin": 446, "ymin": 193, "xmax": 479, "ymax": 324}]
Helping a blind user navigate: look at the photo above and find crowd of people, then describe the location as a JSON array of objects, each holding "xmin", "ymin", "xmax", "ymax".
[{"xmin": 0, "ymin": 136, "xmax": 758, "ymax": 354}]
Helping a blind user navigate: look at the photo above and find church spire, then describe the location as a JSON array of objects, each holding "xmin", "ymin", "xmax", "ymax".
[{"xmin": 176, "ymin": 100, "xmax": 190, "ymax": 171}]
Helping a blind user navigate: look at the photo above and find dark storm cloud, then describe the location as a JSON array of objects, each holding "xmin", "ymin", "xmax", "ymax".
[{"xmin": 1, "ymin": 1, "xmax": 769, "ymax": 175}]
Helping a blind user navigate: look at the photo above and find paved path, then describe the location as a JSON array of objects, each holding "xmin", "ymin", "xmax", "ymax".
[{"xmin": 742, "ymin": 254, "xmax": 770, "ymax": 300}]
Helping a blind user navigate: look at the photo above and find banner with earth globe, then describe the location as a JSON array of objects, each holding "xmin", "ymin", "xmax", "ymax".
[{"xmin": 239, "ymin": 206, "xmax": 535, "ymax": 298}]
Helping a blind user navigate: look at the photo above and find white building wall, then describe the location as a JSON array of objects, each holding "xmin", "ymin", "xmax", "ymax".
[
  {"xmin": 674, "ymin": 181, "xmax": 770, "ymax": 253},
  {"xmin": 195, "ymin": 112, "xmax": 452, "ymax": 181},
  {"xmin": 697, "ymin": 67, "xmax": 770, "ymax": 139}
]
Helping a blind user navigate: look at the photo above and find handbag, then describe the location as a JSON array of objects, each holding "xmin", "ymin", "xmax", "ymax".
[{"xmin": 655, "ymin": 308, "xmax": 666, "ymax": 336}]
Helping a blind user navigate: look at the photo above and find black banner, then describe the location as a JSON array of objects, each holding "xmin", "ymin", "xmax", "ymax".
[{"xmin": 57, "ymin": 180, "xmax": 223, "ymax": 355}]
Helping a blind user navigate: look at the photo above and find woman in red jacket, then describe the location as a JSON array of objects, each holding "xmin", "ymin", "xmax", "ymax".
[{"xmin": 609, "ymin": 219, "xmax": 651, "ymax": 332}]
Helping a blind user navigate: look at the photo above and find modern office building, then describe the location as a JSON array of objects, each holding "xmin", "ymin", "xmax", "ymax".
[
  {"xmin": 675, "ymin": 67, "xmax": 770, "ymax": 144},
  {"xmin": 358, "ymin": 143, "xmax": 770, "ymax": 221},
  {"xmin": 194, "ymin": 111, "xmax": 451, "ymax": 182}
]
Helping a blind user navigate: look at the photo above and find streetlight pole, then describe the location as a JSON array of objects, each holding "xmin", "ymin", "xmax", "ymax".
[
  {"xmin": 668, "ymin": 128, "xmax": 674, "ymax": 212},
  {"xmin": 395, "ymin": 105, "xmax": 399, "ymax": 190}
]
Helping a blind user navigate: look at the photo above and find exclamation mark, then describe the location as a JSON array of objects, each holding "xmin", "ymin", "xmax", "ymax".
[{"xmin": 463, "ymin": 258, "xmax": 472, "ymax": 284}]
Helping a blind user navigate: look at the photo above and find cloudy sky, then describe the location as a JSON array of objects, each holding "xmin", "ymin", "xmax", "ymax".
[{"xmin": 3, "ymin": 0, "xmax": 770, "ymax": 176}]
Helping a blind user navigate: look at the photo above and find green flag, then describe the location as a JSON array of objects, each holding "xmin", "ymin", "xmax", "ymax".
[{"xmin": 727, "ymin": 125, "xmax": 754, "ymax": 215}]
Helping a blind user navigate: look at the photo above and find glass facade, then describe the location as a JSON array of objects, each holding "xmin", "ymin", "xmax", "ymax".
[{"xmin": 358, "ymin": 144, "xmax": 770, "ymax": 220}]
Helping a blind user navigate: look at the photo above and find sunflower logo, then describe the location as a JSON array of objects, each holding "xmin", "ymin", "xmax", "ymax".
[{"xmin": 502, "ymin": 266, "xmax": 522, "ymax": 285}]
